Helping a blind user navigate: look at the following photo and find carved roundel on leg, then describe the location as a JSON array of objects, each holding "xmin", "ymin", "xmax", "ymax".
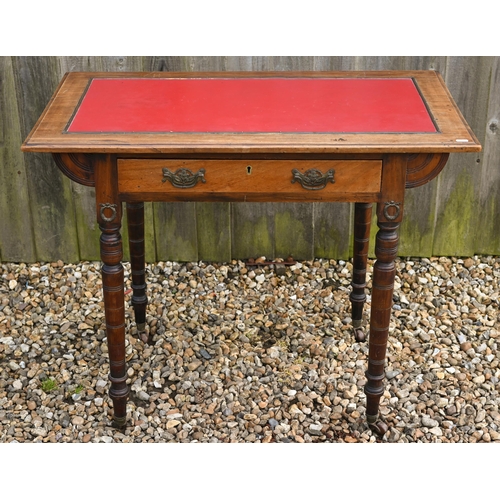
[
  {"xmin": 383, "ymin": 201, "xmax": 401, "ymax": 221},
  {"xmin": 100, "ymin": 203, "xmax": 118, "ymax": 223}
]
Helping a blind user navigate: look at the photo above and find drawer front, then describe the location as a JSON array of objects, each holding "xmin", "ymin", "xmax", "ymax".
[{"xmin": 118, "ymin": 159, "xmax": 382, "ymax": 202}]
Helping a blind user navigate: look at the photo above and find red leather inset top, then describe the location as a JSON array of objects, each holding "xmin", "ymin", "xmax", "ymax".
[{"xmin": 67, "ymin": 77, "xmax": 436, "ymax": 133}]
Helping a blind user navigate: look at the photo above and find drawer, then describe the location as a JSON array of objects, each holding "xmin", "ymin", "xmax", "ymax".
[{"xmin": 117, "ymin": 159, "xmax": 382, "ymax": 202}]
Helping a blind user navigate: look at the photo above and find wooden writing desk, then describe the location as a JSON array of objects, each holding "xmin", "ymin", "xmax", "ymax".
[{"xmin": 22, "ymin": 71, "xmax": 481, "ymax": 435}]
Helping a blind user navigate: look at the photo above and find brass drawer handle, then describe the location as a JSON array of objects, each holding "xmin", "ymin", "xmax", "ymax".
[
  {"xmin": 291, "ymin": 168, "xmax": 335, "ymax": 190},
  {"xmin": 162, "ymin": 167, "xmax": 206, "ymax": 188}
]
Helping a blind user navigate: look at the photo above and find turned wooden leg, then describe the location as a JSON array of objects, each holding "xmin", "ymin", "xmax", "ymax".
[
  {"xmin": 362, "ymin": 154, "xmax": 407, "ymax": 436},
  {"xmin": 126, "ymin": 202, "xmax": 148, "ymax": 343},
  {"xmin": 350, "ymin": 202, "xmax": 372, "ymax": 342},
  {"xmin": 364, "ymin": 204, "xmax": 401, "ymax": 436},
  {"xmin": 95, "ymin": 155, "xmax": 129, "ymax": 428}
]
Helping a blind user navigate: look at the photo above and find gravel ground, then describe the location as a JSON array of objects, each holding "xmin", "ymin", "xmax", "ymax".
[{"xmin": 1, "ymin": 255, "xmax": 499, "ymax": 443}]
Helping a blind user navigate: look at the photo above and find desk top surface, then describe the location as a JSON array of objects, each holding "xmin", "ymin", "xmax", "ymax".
[
  {"xmin": 67, "ymin": 77, "xmax": 437, "ymax": 134},
  {"xmin": 22, "ymin": 71, "xmax": 481, "ymax": 154}
]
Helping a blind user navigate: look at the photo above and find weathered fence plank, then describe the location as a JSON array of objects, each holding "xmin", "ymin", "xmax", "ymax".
[
  {"xmin": 196, "ymin": 202, "xmax": 231, "ymax": 262},
  {"xmin": 231, "ymin": 203, "xmax": 275, "ymax": 260},
  {"xmin": 0, "ymin": 56, "xmax": 36, "ymax": 262},
  {"xmin": 397, "ymin": 56, "xmax": 448, "ymax": 257},
  {"xmin": 13, "ymin": 56, "xmax": 80, "ymax": 262},
  {"xmin": 274, "ymin": 203, "xmax": 314, "ymax": 261},
  {"xmin": 475, "ymin": 57, "xmax": 500, "ymax": 255},
  {"xmin": 154, "ymin": 202, "xmax": 198, "ymax": 262},
  {"xmin": 313, "ymin": 203, "xmax": 352, "ymax": 261},
  {"xmin": 432, "ymin": 57, "xmax": 492, "ymax": 256}
]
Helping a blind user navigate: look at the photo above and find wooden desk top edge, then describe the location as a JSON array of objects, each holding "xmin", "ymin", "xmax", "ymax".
[{"xmin": 22, "ymin": 71, "xmax": 481, "ymax": 155}]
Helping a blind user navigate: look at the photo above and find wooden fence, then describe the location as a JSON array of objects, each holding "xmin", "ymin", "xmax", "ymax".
[{"xmin": 1, "ymin": 56, "xmax": 498, "ymax": 264}]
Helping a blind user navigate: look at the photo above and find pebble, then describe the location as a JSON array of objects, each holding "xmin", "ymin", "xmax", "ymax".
[
  {"xmin": 72, "ymin": 416, "xmax": 85, "ymax": 426},
  {"xmin": 188, "ymin": 360, "xmax": 202, "ymax": 371},
  {"xmin": 199, "ymin": 349, "xmax": 212, "ymax": 360},
  {"xmin": 309, "ymin": 423, "xmax": 323, "ymax": 436},
  {"xmin": 422, "ymin": 416, "xmax": 438, "ymax": 428},
  {"xmin": 268, "ymin": 418, "xmax": 279, "ymax": 430},
  {"xmin": 0, "ymin": 256, "xmax": 499, "ymax": 443},
  {"xmin": 137, "ymin": 391, "xmax": 150, "ymax": 402}
]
